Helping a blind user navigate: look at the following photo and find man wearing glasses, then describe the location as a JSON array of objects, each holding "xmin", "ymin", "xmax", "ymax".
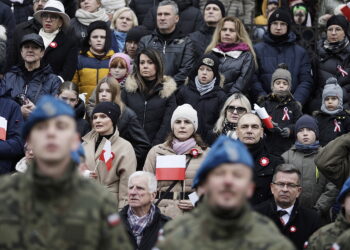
[
  {"xmin": 255, "ymin": 164, "xmax": 321, "ymax": 250},
  {"xmin": 236, "ymin": 113, "xmax": 284, "ymax": 205}
]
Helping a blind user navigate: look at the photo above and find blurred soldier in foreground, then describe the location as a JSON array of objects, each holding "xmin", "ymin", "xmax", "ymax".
[
  {"xmin": 155, "ymin": 135, "xmax": 295, "ymax": 250},
  {"xmin": 0, "ymin": 95, "xmax": 132, "ymax": 250}
]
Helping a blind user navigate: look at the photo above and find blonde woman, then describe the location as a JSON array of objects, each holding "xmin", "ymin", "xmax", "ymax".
[
  {"xmin": 110, "ymin": 7, "xmax": 138, "ymax": 53},
  {"xmin": 213, "ymin": 93, "xmax": 251, "ymax": 140},
  {"xmin": 205, "ymin": 16, "xmax": 257, "ymax": 95}
]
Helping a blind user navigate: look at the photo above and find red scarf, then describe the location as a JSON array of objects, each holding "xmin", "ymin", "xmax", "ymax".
[{"xmin": 215, "ymin": 42, "xmax": 250, "ymax": 53}]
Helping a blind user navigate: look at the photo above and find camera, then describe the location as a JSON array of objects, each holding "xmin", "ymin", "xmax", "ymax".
[{"xmin": 15, "ymin": 94, "xmax": 28, "ymax": 106}]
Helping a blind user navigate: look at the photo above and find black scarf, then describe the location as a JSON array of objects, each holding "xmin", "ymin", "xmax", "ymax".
[
  {"xmin": 323, "ymin": 37, "xmax": 349, "ymax": 54},
  {"xmin": 222, "ymin": 120, "xmax": 236, "ymax": 135}
]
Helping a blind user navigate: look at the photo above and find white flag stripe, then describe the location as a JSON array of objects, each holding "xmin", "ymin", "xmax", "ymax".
[
  {"xmin": 103, "ymin": 140, "xmax": 112, "ymax": 161},
  {"xmin": 156, "ymin": 155, "xmax": 186, "ymax": 169},
  {"xmin": 0, "ymin": 117, "xmax": 7, "ymax": 130}
]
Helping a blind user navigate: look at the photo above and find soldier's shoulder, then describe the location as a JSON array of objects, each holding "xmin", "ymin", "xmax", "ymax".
[
  {"xmin": 308, "ymin": 222, "xmax": 339, "ymax": 243},
  {"xmin": 0, "ymin": 173, "xmax": 24, "ymax": 192},
  {"xmin": 162, "ymin": 209, "xmax": 198, "ymax": 235}
]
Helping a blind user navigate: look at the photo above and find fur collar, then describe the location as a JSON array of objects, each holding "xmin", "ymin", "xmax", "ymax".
[
  {"xmin": 0, "ymin": 25, "xmax": 7, "ymax": 41},
  {"xmin": 124, "ymin": 75, "xmax": 177, "ymax": 98}
]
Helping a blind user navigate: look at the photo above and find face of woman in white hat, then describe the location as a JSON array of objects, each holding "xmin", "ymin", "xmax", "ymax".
[
  {"xmin": 173, "ymin": 118, "xmax": 195, "ymax": 141},
  {"xmin": 41, "ymin": 12, "xmax": 63, "ymax": 33}
]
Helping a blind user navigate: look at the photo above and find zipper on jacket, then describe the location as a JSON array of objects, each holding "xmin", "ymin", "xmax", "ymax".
[
  {"xmin": 163, "ymin": 41, "xmax": 167, "ymax": 54},
  {"xmin": 142, "ymin": 101, "xmax": 147, "ymax": 128}
]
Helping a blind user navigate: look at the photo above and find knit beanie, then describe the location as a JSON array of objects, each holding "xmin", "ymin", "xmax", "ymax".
[
  {"xmin": 271, "ymin": 63, "xmax": 292, "ymax": 91},
  {"xmin": 321, "ymin": 77, "xmax": 344, "ymax": 113},
  {"xmin": 327, "ymin": 15, "xmax": 349, "ymax": 34},
  {"xmin": 171, "ymin": 104, "xmax": 198, "ymax": 132},
  {"xmin": 195, "ymin": 53, "xmax": 220, "ymax": 79},
  {"xmin": 92, "ymin": 102, "xmax": 121, "ymax": 130},
  {"xmin": 125, "ymin": 26, "xmax": 151, "ymax": 43},
  {"xmin": 295, "ymin": 115, "xmax": 319, "ymax": 139},
  {"xmin": 109, "ymin": 53, "xmax": 132, "ymax": 74},
  {"xmin": 268, "ymin": 8, "xmax": 292, "ymax": 33},
  {"xmin": 204, "ymin": 0, "xmax": 225, "ymax": 17}
]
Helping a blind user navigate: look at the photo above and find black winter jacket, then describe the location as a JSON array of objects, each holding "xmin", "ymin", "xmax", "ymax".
[
  {"xmin": 314, "ymin": 110, "xmax": 350, "ymax": 146},
  {"xmin": 118, "ymin": 106, "xmax": 152, "ymax": 170},
  {"xmin": 142, "ymin": 0, "xmax": 205, "ymax": 36},
  {"xmin": 248, "ymin": 140, "xmax": 284, "ymax": 205},
  {"xmin": 309, "ymin": 41, "xmax": 350, "ymax": 112},
  {"xmin": 129, "ymin": 0, "xmax": 159, "ymax": 25},
  {"xmin": 258, "ymin": 93, "xmax": 303, "ymax": 156},
  {"xmin": 139, "ymin": 28, "xmax": 194, "ymax": 86},
  {"xmin": 121, "ymin": 75, "xmax": 177, "ymax": 146},
  {"xmin": 255, "ymin": 199, "xmax": 321, "ymax": 250},
  {"xmin": 8, "ymin": 18, "xmax": 41, "ymax": 69},
  {"xmin": 0, "ymin": 0, "xmax": 32, "ymax": 25},
  {"xmin": 251, "ymin": 32, "xmax": 313, "ymax": 105},
  {"xmin": 74, "ymin": 99, "xmax": 90, "ymax": 138},
  {"xmin": 1, "ymin": 64, "xmax": 61, "ymax": 104},
  {"xmin": 42, "ymin": 30, "xmax": 78, "ymax": 81},
  {"xmin": 188, "ymin": 25, "xmax": 215, "ymax": 62},
  {"xmin": 120, "ymin": 205, "xmax": 171, "ymax": 250},
  {"xmin": 210, "ymin": 48, "xmax": 255, "ymax": 95},
  {"xmin": 176, "ymin": 77, "xmax": 226, "ymax": 145},
  {"xmin": 0, "ymin": 88, "xmax": 24, "ymax": 174}
]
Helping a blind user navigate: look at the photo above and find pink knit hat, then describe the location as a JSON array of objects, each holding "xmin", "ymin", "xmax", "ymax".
[{"xmin": 109, "ymin": 53, "xmax": 132, "ymax": 74}]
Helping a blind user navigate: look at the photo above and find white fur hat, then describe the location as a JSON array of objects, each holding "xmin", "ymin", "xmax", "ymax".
[{"xmin": 171, "ymin": 104, "xmax": 198, "ymax": 132}]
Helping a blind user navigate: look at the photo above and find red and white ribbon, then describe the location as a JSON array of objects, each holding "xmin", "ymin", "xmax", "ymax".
[
  {"xmin": 282, "ymin": 107, "xmax": 290, "ymax": 121},
  {"xmin": 334, "ymin": 119, "xmax": 341, "ymax": 133},
  {"xmin": 337, "ymin": 65, "xmax": 348, "ymax": 77}
]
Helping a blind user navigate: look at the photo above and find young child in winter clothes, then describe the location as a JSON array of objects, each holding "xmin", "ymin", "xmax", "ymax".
[
  {"xmin": 314, "ymin": 77, "xmax": 350, "ymax": 146},
  {"xmin": 108, "ymin": 53, "xmax": 132, "ymax": 88},
  {"xmin": 258, "ymin": 63, "xmax": 303, "ymax": 156}
]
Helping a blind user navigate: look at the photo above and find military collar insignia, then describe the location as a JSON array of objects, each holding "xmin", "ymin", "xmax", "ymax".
[
  {"xmin": 289, "ymin": 225, "xmax": 297, "ymax": 233},
  {"xmin": 202, "ymin": 58, "xmax": 214, "ymax": 67},
  {"xmin": 259, "ymin": 157, "xmax": 270, "ymax": 167},
  {"xmin": 49, "ymin": 42, "xmax": 58, "ymax": 48}
]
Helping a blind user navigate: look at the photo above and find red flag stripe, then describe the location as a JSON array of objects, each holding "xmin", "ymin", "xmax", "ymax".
[{"xmin": 156, "ymin": 168, "xmax": 186, "ymax": 180}]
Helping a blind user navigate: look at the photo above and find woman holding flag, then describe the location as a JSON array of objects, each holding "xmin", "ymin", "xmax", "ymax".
[
  {"xmin": 143, "ymin": 104, "xmax": 209, "ymax": 218},
  {"xmin": 82, "ymin": 102, "xmax": 137, "ymax": 209}
]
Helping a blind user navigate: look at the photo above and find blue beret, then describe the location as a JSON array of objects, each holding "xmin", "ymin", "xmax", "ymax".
[
  {"xmin": 337, "ymin": 177, "xmax": 350, "ymax": 203},
  {"xmin": 192, "ymin": 135, "xmax": 254, "ymax": 188},
  {"xmin": 22, "ymin": 95, "xmax": 75, "ymax": 139}
]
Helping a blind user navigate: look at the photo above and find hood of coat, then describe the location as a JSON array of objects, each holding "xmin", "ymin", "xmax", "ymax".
[
  {"xmin": 124, "ymin": 75, "xmax": 177, "ymax": 99},
  {"xmin": 263, "ymin": 31, "xmax": 297, "ymax": 45},
  {"xmin": 75, "ymin": 98, "xmax": 87, "ymax": 119},
  {"xmin": 0, "ymin": 25, "xmax": 7, "ymax": 41}
]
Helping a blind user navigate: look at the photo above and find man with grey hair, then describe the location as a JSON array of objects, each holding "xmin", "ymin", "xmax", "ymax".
[
  {"xmin": 120, "ymin": 171, "xmax": 171, "ymax": 250},
  {"xmin": 139, "ymin": 0, "xmax": 195, "ymax": 86},
  {"xmin": 255, "ymin": 164, "xmax": 321, "ymax": 250}
]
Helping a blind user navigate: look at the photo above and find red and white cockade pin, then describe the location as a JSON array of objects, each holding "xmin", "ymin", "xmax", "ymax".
[
  {"xmin": 190, "ymin": 148, "xmax": 199, "ymax": 158},
  {"xmin": 49, "ymin": 42, "xmax": 58, "ymax": 48},
  {"xmin": 290, "ymin": 226, "xmax": 297, "ymax": 233},
  {"xmin": 259, "ymin": 157, "xmax": 270, "ymax": 167}
]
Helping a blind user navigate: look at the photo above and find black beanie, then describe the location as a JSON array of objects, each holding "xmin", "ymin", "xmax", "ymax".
[
  {"xmin": 295, "ymin": 115, "xmax": 319, "ymax": 139},
  {"xmin": 126, "ymin": 25, "xmax": 151, "ymax": 43},
  {"xmin": 204, "ymin": 0, "xmax": 226, "ymax": 17},
  {"xmin": 268, "ymin": 8, "xmax": 292, "ymax": 32},
  {"xmin": 194, "ymin": 53, "xmax": 220, "ymax": 80},
  {"xmin": 327, "ymin": 15, "xmax": 349, "ymax": 34},
  {"xmin": 92, "ymin": 102, "xmax": 121, "ymax": 130}
]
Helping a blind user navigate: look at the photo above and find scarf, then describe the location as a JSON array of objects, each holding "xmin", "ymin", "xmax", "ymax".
[
  {"xmin": 195, "ymin": 76, "xmax": 216, "ymax": 96},
  {"xmin": 172, "ymin": 138, "xmax": 196, "ymax": 155},
  {"xmin": 215, "ymin": 42, "xmax": 250, "ymax": 53},
  {"xmin": 39, "ymin": 28, "xmax": 59, "ymax": 49},
  {"xmin": 113, "ymin": 30, "xmax": 127, "ymax": 52},
  {"xmin": 127, "ymin": 204, "xmax": 155, "ymax": 246},
  {"xmin": 75, "ymin": 8, "xmax": 109, "ymax": 26},
  {"xmin": 222, "ymin": 120, "xmax": 237, "ymax": 139},
  {"xmin": 321, "ymin": 103, "xmax": 343, "ymax": 115},
  {"xmin": 272, "ymin": 90, "xmax": 292, "ymax": 97},
  {"xmin": 323, "ymin": 37, "xmax": 349, "ymax": 54},
  {"xmin": 295, "ymin": 141, "xmax": 320, "ymax": 154}
]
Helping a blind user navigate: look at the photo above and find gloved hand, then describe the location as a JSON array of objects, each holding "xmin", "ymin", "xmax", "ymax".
[
  {"xmin": 267, "ymin": 121, "xmax": 280, "ymax": 133},
  {"xmin": 280, "ymin": 127, "xmax": 291, "ymax": 138}
]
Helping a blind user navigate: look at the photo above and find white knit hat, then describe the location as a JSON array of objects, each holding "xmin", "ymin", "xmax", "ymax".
[{"xmin": 171, "ymin": 104, "xmax": 198, "ymax": 132}]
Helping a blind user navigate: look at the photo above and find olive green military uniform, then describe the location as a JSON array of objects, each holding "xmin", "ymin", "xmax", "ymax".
[
  {"xmin": 0, "ymin": 161, "xmax": 132, "ymax": 250},
  {"xmin": 156, "ymin": 200, "xmax": 296, "ymax": 250},
  {"xmin": 332, "ymin": 228, "xmax": 350, "ymax": 249},
  {"xmin": 307, "ymin": 211, "xmax": 350, "ymax": 250}
]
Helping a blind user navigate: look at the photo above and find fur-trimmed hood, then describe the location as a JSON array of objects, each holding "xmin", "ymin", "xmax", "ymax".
[
  {"xmin": 124, "ymin": 75, "xmax": 177, "ymax": 99},
  {"xmin": 0, "ymin": 25, "xmax": 7, "ymax": 41}
]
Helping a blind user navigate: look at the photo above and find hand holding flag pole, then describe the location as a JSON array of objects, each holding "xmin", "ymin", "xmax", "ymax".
[{"xmin": 254, "ymin": 104, "xmax": 283, "ymax": 132}]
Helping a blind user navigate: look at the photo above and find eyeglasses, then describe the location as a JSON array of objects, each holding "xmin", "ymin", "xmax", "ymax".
[
  {"xmin": 226, "ymin": 105, "xmax": 247, "ymax": 114},
  {"xmin": 41, "ymin": 13, "xmax": 60, "ymax": 20},
  {"xmin": 272, "ymin": 182, "xmax": 300, "ymax": 189}
]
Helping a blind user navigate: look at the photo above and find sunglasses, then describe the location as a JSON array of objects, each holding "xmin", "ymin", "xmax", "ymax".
[
  {"xmin": 226, "ymin": 105, "xmax": 247, "ymax": 114},
  {"xmin": 41, "ymin": 13, "xmax": 60, "ymax": 20}
]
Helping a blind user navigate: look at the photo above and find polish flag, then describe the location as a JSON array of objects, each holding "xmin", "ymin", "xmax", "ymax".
[
  {"xmin": 99, "ymin": 140, "xmax": 114, "ymax": 171},
  {"xmin": 341, "ymin": 3, "xmax": 350, "ymax": 21},
  {"xmin": 156, "ymin": 155, "xmax": 186, "ymax": 180},
  {"xmin": 254, "ymin": 104, "xmax": 274, "ymax": 129},
  {"xmin": 0, "ymin": 117, "xmax": 7, "ymax": 141}
]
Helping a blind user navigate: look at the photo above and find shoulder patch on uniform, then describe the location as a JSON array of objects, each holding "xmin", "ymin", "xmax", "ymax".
[{"xmin": 107, "ymin": 213, "xmax": 121, "ymax": 227}]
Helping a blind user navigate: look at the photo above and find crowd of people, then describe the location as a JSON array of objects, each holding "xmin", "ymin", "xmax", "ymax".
[{"xmin": 1, "ymin": 0, "xmax": 350, "ymax": 249}]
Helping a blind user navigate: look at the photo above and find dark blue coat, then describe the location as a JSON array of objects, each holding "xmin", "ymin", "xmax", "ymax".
[
  {"xmin": 0, "ymin": 88, "xmax": 24, "ymax": 174},
  {"xmin": 251, "ymin": 33, "xmax": 313, "ymax": 105},
  {"xmin": 1, "ymin": 64, "xmax": 61, "ymax": 104}
]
